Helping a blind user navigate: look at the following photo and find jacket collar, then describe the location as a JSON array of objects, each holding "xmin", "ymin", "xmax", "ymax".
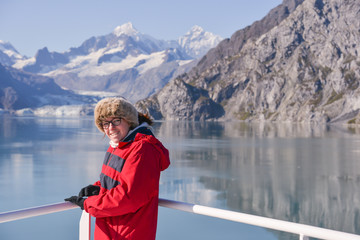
[{"xmin": 109, "ymin": 122, "xmax": 154, "ymax": 148}]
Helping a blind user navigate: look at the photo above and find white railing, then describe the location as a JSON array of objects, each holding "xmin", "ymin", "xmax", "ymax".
[
  {"xmin": 159, "ymin": 199, "xmax": 360, "ymax": 240},
  {"xmin": 1, "ymin": 199, "xmax": 360, "ymax": 240},
  {"xmin": 0, "ymin": 202, "xmax": 77, "ymax": 223}
]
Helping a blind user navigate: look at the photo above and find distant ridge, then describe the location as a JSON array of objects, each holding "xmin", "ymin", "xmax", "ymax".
[
  {"xmin": 0, "ymin": 63, "xmax": 67, "ymax": 110},
  {"xmin": 0, "ymin": 63, "xmax": 98, "ymax": 115}
]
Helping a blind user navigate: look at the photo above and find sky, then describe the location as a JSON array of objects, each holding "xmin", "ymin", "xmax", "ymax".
[{"xmin": 0, "ymin": 0, "xmax": 282, "ymax": 57}]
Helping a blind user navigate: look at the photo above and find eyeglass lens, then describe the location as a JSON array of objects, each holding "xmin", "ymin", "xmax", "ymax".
[{"xmin": 102, "ymin": 118, "xmax": 121, "ymax": 129}]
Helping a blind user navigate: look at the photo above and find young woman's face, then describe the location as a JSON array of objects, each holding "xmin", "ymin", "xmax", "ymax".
[{"xmin": 102, "ymin": 117, "xmax": 130, "ymax": 144}]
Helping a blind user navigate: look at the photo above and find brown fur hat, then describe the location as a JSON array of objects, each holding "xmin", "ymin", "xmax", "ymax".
[{"xmin": 94, "ymin": 97, "xmax": 139, "ymax": 133}]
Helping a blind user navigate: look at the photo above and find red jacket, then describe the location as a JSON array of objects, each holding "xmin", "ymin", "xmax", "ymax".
[{"xmin": 84, "ymin": 128, "xmax": 170, "ymax": 240}]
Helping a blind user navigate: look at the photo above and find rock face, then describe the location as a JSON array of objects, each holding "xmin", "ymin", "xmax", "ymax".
[{"xmin": 136, "ymin": 0, "xmax": 360, "ymax": 124}]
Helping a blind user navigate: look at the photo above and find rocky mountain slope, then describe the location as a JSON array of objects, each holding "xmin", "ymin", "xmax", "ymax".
[
  {"xmin": 136, "ymin": 0, "xmax": 360, "ymax": 124},
  {"xmin": 8, "ymin": 23, "xmax": 222, "ymax": 103}
]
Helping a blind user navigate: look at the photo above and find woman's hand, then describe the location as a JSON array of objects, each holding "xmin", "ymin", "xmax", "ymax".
[
  {"xmin": 78, "ymin": 184, "xmax": 101, "ymax": 197},
  {"xmin": 64, "ymin": 196, "xmax": 85, "ymax": 210}
]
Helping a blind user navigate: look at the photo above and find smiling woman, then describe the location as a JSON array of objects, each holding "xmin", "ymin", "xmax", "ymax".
[{"xmin": 65, "ymin": 96, "xmax": 170, "ymax": 240}]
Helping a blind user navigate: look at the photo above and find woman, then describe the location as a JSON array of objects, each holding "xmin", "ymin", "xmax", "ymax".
[{"xmin": 65, "ymin": 97, "xmax": 170, "ymax": 240}]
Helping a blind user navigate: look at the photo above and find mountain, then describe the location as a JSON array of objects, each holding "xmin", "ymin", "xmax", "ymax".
[
  {"xmin": 0, "ymin": 40, "xmax": 25, "ymax": 66},
  {"xmin": 179, "ymin": 25, "xmax": 223, "ymax": 58},
  {"xmin": 8, "ymin": 23, "xmax": 222, "ymax": 102},
  {"xmin": 0, "ymin": 63, "xmax": 100, "ymax": 115},
  {"xmin": 136, "ymin": 0, "xmax": 360, "ymax": 124}
]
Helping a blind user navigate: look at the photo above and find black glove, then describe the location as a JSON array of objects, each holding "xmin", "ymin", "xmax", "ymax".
[
  {"xmin": 78, "ymin": 184, "xmax": 100, "ymax": 197},
  {"xmin": 64, "ymin": 196, "xmax": 85, "ymax": 210}
]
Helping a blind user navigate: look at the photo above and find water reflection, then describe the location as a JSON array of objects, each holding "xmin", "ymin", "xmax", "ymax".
[
  {"xmin": 1, "ymin": 117, "xmax": 360, "ymax": 239},
  {"xmin": 0, "ymin": 116, "xmax": 105, "ymax": 210},
  {"xmin": 157, "ymin": 121, "xmax": 360, "ymax": 239}
]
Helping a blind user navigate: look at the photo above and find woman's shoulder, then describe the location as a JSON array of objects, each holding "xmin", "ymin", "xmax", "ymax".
[
  {"xmin": 132, "ymin": 133, "xmax": 167, "ymax": 152},
  {"xmin": 134, "ymin": 132, "xmax": 159, "ymax": 145}
]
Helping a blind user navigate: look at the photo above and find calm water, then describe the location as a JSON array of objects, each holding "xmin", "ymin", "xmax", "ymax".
[{"xmin": 1, "ymin": 116, "xmax": 360, "ymax": 240}]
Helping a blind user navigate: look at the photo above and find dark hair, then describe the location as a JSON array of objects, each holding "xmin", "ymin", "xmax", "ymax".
[{"xmin": 138, "ymin": 112, "xmax": 153, "ymax": 126}]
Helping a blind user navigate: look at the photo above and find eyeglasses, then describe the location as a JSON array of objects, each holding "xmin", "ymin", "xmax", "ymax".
[{"xmin": 102, "ymin": 118, "xmax": 122, "ymax": 129}]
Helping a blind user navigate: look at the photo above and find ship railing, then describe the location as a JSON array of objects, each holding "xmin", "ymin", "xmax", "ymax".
[{"xmin": 1, "ymin": 198, "xmax": 360, "ymax": 240}]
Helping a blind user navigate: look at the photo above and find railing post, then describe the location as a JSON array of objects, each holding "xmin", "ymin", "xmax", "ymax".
[
  {"xmin": 79, "ymin": 210, "xmax": 91, "ymax": 240},
  {"xmin": 299, "ymin": 233, "xmax": 309, "ymax": 240}
]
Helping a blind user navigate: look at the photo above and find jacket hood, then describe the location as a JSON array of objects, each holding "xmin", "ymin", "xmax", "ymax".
[
  {"xmin": 134, "ymin": 132, "xmax": 170, "ymax": 171},
  {"xmin": 123, "ymin": 122, "xmax": 154, "ymax": 142}
]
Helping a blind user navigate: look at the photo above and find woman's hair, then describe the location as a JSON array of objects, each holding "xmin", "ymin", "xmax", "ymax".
[
  {"xmin": 138, "ymin": 112, "xmax": 153, "ymax": 126},
  {"xmin": 94, "ymin": 97, "xmax": 139, "ymax": 133}
]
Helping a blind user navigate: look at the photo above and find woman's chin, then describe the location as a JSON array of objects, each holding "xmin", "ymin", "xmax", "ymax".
[{"xmin": 108, "ymin": 134, "xmax": 120, "ymax": 143}]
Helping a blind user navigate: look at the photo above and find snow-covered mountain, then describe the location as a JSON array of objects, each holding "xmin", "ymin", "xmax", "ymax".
[
  {"xmin": 6, "ymin": 23, "xmax": 222, "ymax": 102},
  {"xmin": 179, "ymin": 25, "xmax": 223, "ymax": 58},
  {"xmin": 0, "ymin": 40, "xmax": 25, "ymax": 66}
]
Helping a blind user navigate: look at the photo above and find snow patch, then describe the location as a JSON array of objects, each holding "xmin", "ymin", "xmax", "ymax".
[
  {"xmin": 75, "ymin": 51, "xmax": 166, "ymax": 77},
  {"xmin": 15, "ymin": 105, "xmax": 95, "ymax": 117},
  {"xmin": 12, "ymin": 57, "xmax": 36, "ymax": 69},
  {"xmin": 178, "ymin": 59, "xmax": 194, "ymax": 66},
  {"xmin": 137, "ymin": 51, "xmax": 166, "ymax": 74},
  {"xmin": 74, "ymin": 90, "xmax": 120, "ymax": 97},
  {"xmin": 77, "ymin": 54, "xmax": 139, "ymax": 77}
]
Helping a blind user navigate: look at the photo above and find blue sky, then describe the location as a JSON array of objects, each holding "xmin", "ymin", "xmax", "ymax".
[{"xmin": 0, "ymin": 0, "xmax": 282, "ymax": 57}]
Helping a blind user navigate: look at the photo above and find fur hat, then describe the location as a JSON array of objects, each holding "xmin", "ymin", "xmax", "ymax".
[{"xmin": 94, "ymin": 97, "xmax": 139, "ymax": 133}]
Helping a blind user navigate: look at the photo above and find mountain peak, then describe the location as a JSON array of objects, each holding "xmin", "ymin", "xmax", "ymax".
[
  {"xmin": 0, "ymin": 40, "xmax": 25, "ymax": 65},
  {"xmin": 189, "ymin": 25, "xmax": 204, "ymax": 34},
  {"xmin": 0, "ymin": 40, "xmax": 19, "ymax": 54},
  {"xmin": 178, "ymin": 26, "xmax": 223, "ymax": 58},
  {"xmin": 113, "ymin": 22, "xmax": 138, "ymax": 37}
]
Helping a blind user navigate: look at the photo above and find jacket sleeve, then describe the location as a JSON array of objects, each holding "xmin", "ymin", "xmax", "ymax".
[
  {"xmin": 83, "ymin": 140, "xmax": 161, "ymax": 218},
  {"xmin": 93, "ymin": 181, "xmax": 101, "ymax": 186}
]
